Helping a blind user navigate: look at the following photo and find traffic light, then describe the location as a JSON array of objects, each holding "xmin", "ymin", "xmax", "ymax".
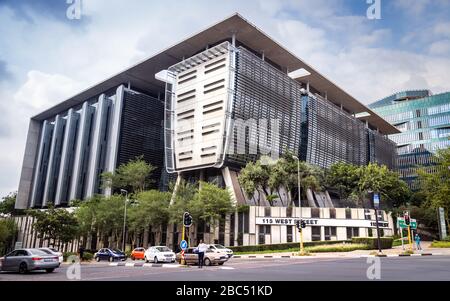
[
  {"xmin": 295, "ymin": 220, "xmax": 301, "ymax": 230},
  {"xmin": 183, "ymin": 212, "xmax": 192, "ymax": 227},
  {"xmin": 301, "ymin": 220, "xmax": 306, "ymax": 229},
  {"xmin": 404, "ymin": 212, "xmax": 410, "ymax": 226}
]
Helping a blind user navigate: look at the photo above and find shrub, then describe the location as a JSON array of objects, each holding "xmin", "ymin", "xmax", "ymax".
[
  {"xmin": 229, "ymin": 240, "xmax": 351, "ymax": 253},
  {"xmin": 63, "ymin": 252, "xmax": 77, "ymax": 262},
  {"xmin": 430, "ymin": 241, "xmax": 450, "ymax": 248},
  {"xmin": 82, "ymin": 252, "xmax": 94, "ymax": 261},
  {"xmin": 351, "ymin": 237, "xmax": 393, "ymax": 249},
  {"xmin": 305, "ymin": 243, "xmax": 368, "ymax": 253}
]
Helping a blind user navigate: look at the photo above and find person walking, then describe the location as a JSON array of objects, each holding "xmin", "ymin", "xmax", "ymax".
[
  {"xmin": 197, "ymin": 240, "xmax": 208, "ymax": 268},
  {"xmin": 415, "ymin": 233, "xmax": 422, "ymax": 250},
  {"xmin": 78, "ymin": 246, "xmax": 85, "ymax": 262}
]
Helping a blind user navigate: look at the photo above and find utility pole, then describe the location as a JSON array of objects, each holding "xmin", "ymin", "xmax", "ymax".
[
  {"xmin": 293, "ymin": 155, "xmax": 304, "ymax": 255},
  {"xmin": 120, "ymin": 189, "xmax": 128, "ymax": 252}
]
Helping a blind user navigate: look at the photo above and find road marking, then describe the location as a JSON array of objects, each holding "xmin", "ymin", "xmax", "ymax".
[
  {"xmin": 220, "ymin": 266, "xmax": 235, "ymax": 270},
  {"xmin": 109, "ymin": 263, "xmax": 119, "ymax": 266}
]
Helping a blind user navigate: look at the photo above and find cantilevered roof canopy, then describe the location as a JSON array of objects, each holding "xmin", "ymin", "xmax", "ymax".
[{"xmin": 33, "ymin": 13, "xmax": 399, "ymax": 135}]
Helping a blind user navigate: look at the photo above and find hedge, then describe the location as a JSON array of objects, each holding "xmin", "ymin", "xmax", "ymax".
[
  {"xmin": 351, "ymin": 237, "xmax": 393, "ymax": 249},
  {"xmin": 63, "ymin": 251, "xmax": 94, "ymax": 262},
  {"xmin": 228, "ymin": 240, "xmax": 351, "ymax": 253}
]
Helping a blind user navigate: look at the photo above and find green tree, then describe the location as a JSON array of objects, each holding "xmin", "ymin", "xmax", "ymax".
[
  {"xmin": 188, "ymin": 181, "xmax": 235, "ymax": 224},
  {"xmin": 101, "ymin": 155, "xmax": 156, "ymax": 194},
  {"xmin": 417, "ymin": 147, "xmax": 450, "ymax": 230},
  {"xmin": 326, "ymin": 162, "xmax": 360, "ymax": 199},
  {"xmin": 168, "ymin": 180, "xmax": 198, "ymax": 224},
  {"xmin": 0, "ymin": 219, "xmax": 17, "ymax": 255},
  {"xmin": 238, "ymin": 160, "xmax": 271, "ymax": 205},
  {"xmin": 28, "ymin": 206, "xmax": 79, "ymax": 248},
  {"xmin": 128, "ymin": 190, "xmax": 171, "ymax": 246},
  {"xmin": 0, "ymin": 192, "xmax": 17, "ymax": 215}
]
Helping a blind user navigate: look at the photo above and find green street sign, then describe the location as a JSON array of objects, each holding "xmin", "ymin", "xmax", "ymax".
[{"xmin": 398, "ymin": 218, "xmax": 417, "ymax": 229}]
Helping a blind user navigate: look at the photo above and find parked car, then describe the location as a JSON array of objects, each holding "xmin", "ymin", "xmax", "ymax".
[
  {"xmin": 144, "ymin": 246, "xmax": 176, "ymax": 263},
  {"xmin": 207, "ymin": 244, "xmax": 234, "ymax": 258},
  {"xmin": 94, "ymin": 248, "xmax": 127, "ymax": 262},
  {"xmin": 131, "ymin": 247, "xmax": 145, "ymax": 260},
  {"xmin": 39, "ymin": 247, "xmax": 64, "ymax": 263},
  {"xmin": 176, "ymin": 247, "xmax": 229, "ymax": 266},
  {"xmin": 0, "ymin": 248, "xmax": 60, "ymax": 273}
]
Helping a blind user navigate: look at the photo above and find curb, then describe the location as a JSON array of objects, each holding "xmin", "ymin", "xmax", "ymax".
[
  {"xmin": 109, "ymin": 262, "xmax": 182, "ymax": 268},
  {"xmin": 232, "ymin": 253, "xmax": 441, "ymax": 259}
]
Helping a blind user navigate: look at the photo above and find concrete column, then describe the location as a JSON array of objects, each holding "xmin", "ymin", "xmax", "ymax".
[
  {"xmin": 43, "ymin": 115, "xmax": 66, "ymax": 206},
  {"xmin": 16, "ymin": 119, "xmax": 42, "ymax": 209},
  {"xmin": 86, "ymin": 94, "xmax": 110, "ymax": 198},
  {"xmin": 30, "ymin": 120, "xmax": 54, "ymax": 208},
  {"xmin": 104, "ymin": 85, "xmax": 125, "ymax": 196},
  {"xmin": 69, "ymin": 102, "xmax": 94, "ymax": 201},
  {"xmin": 55, "ymin": 109, "xmax": 79, "ymax": 205}
]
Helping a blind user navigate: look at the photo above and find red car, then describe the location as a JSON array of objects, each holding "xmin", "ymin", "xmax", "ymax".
[{"xmin": 130, "ymin": 247, "xmax": 145, "ymax": 260}]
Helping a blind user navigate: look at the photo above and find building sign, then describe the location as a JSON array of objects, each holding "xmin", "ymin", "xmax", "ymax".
[
  {"xmin": 397, "ymin": 217, "xmax": 417, "ymax": 229},
  {"xmin": 255, "ymin": 217, "xmax": 390, "ymax": 229},
  {"xmin": 438, "ymin": 207, "xmax": 447, "ymax": 240}
]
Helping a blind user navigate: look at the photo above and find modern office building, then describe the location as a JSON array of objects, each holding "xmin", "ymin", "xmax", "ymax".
[
  {"xmin": 369, "ymin": 90, "xmax": 450, "ymax": 189},
  {"xmin": 15, "ymin": 14, "xmax": 397, "ymax": 247}
]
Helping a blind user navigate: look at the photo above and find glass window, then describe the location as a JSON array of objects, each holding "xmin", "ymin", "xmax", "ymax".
[
  {"xmin": 287, "ymin": 226, "xmax": 293, "ymax": 243},
  {"xmin": 345, "ymin": 208, "xmax": 352, "ymax": 219},
  {"xmin": 311, "ymin": 208, "xmax": 320, "ymax": 218},
  {"xmin": 311, "ymin": 226, "xmax": 321, "ymax": 241},
  {"xmin": 264, "ymin": 207, "xmax": 271, "ymax": 217},
  {"xmin": 330, "ymin": 208, "xmax": 336, "ymax": 219},
  {"xmin": 324, "ymin": 227, "xmax": 336, "ymax": 240}
]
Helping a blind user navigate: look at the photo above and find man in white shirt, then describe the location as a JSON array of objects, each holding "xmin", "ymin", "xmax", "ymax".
[{"xmin": 197, "ymin": 240, "xmax": 208, "ymax": 268}]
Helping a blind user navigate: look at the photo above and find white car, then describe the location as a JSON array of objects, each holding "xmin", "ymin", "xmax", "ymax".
[
  {"xmin": 144, "ymin": 246, "xmax": 176, "ymax": 263},
  {"xmin": 39, "ymin": 247, "xmax": 64, "ymax": 264},
  {"xmin": 207, "ymin": 244, "xmax": 234, "ymax": 258}
]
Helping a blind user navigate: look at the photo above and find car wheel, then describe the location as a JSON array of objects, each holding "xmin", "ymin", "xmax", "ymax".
[
  {"xmin": 218, "ymin": 262, "xmax": 224, "ymax": 265},
  {"xmin": 45, "ymin": 268, "xmax": 55, "ymax": 273},
  {"xmin": 109, "ymin": 257, "xmax": 114, "ymax": 262},
  {"xmin": 19, "ymin": 262, "xmax": 28, "ymax": 274},
  {"xmin": 154, "ymin": 257, "xmax": 158, "ymax": 264},
  {"xmin": 95, "ymin": 257, "xmax": 100, "ymax": 262},
  {"xmin": 204, "ymin": 258, "xmax": 212, "ymax": 266},
  {"xmin": 144, "ymin": 256, "xmax": 148, "ymax": 263},
  {"xmin": 131, "ymin": 256, "xmax": 135, "ymax": 261}
]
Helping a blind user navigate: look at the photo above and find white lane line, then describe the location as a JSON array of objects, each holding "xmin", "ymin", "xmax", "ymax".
[
  {"xmin": 162, "ymin": 264, "xmax": 182, "ymax": 268},
  {"xmin": 125, "ymin": 263, "xmax": 135, "ymax": 267},
  {"xmin": 109, "ymin": 263, "xmax": 119, "ymax": 266},
  {"xmin": 219, "ymin": 266, "xmax": 235, "ymax": 270}
]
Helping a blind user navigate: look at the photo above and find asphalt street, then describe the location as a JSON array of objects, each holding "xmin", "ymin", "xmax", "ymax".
[{"xmin": 1, "ymin": 256, "xmax": 450, "ymax": 281}]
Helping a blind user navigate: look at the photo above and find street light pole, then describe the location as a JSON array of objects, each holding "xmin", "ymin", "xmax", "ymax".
[
  {"xmin": 120, "ymin": 189, "xmax": 128, "ymax": 252},
  {"xmin": 293, "ymin": 155, "xmax": 304, "ymax": 255}
]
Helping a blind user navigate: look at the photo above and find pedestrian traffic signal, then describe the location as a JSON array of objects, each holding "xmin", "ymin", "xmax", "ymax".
[
  {"xmin": 295, "ymin": 220, "xmax": 301, "ymax": 230},
  {"xmin": 183, "ymin": 212, "xmax": 193, "ymax": 227}
]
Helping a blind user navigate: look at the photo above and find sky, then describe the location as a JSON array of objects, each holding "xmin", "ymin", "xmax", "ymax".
[{"xmin": 0, "ymin": 0, "xmax": 450, "ymax": 198}]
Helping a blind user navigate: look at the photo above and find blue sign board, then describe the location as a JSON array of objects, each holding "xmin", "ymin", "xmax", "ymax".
[
  {"xmin": 373, "ymin": 193, "xmax": 380, "ymax": 209},
  {"xmin": 180, "ymin": 240, "xmax": 188, "ymax": 250}
]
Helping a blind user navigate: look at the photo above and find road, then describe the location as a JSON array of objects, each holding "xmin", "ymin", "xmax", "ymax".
[{"xmin": 1, "ymin": 256, "xmax": 450, "ymax": 281}]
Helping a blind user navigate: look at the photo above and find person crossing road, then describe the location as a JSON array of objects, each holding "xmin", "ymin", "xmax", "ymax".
[{"xmin": 197, "ymin": 240, "xmax": 208, "ymax": 268}]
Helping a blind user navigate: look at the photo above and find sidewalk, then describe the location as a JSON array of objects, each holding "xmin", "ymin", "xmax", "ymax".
[{"xmin": 233, "ymin": 242, "xmax": 450, "ymax": 259}]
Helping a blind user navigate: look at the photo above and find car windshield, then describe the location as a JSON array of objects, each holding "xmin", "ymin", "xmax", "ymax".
[
  {"xmin": 156, "ymin": 247, "xmax": 171, "ymax": 252},
  {"xmin": 29, "ymin": 249, "xmax": 50, "ymax": 256},
  {"xmin": 214, "ymin": 244, "xmax": 226, "ymax": 249},
  {"xmin": 112, "ymin": 249, "xmax": 123, "ymax": 254}
]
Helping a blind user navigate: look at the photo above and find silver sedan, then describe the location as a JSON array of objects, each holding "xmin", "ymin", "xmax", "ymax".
[{"xmin": 0, "ymin": 248, "xmax": 60, "ymax": 273}]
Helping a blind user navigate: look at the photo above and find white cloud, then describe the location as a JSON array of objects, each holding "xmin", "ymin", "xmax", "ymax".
[
  {"xmin": 14, "ymin": 70, "xmax": 84, "ymax": 110},
  {"xmin": 428, "ymin": 39, "xmax": 450, "ymax": 55}
]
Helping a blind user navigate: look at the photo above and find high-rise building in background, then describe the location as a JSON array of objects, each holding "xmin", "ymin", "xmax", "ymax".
[{"xmin": 369, "ymin": 90, "xmax": 450, "ymax": 189}]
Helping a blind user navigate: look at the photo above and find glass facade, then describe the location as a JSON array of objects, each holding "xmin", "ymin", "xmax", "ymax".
[{"xmin": 370, "ymin": 90, "xmax": 450, "ymax": 189}]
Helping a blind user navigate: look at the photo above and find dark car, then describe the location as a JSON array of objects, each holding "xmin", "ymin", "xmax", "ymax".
[
  {"xmin": 94, "ymin": 248, "xmax": 127, "ymax": 262},
  {"xmin": 0, "ymin": 248, "xmax": 60, "ymax": 273}
]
